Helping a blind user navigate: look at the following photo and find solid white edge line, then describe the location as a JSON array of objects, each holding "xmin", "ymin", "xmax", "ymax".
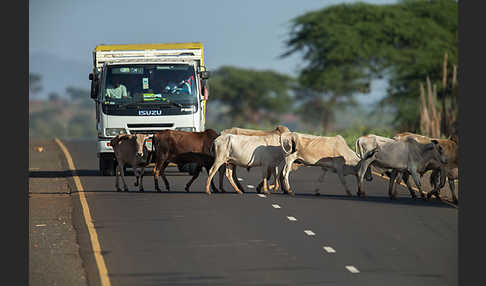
[{"xmin": 257, "ymin": 194, "xmax": 266, "ymax": 198}]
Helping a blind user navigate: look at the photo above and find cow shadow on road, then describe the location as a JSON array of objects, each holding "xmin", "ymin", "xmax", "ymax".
[
  {"xmin": 283, "ymin": 192, "xmax": 457, "ymax": 209},
  {"xmin": 28, "ymin": 169, "xmax": 186, "ymax": 178}
]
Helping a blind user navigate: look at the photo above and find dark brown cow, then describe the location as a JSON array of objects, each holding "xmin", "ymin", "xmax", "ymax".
[{"xmin": 152, "ymin": 129, "xmax": 222, "ymax": 192}]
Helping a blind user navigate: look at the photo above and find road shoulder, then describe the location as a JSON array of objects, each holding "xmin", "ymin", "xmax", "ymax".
[{"xmin": 29, "ymin": 139, "xmax": 88, "ymax": 286}]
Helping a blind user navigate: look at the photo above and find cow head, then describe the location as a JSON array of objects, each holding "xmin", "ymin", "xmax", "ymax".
[
  {"xmin": 135, "ymin": 134, "xmax": 148, "ymax": 157},
  {"xmin": 430, "ymin": 140, "xmax": 447, "ymax": 164},
  {"xmin": 275, "ymin": 125, "xmax": 290, "ymax": 134}
]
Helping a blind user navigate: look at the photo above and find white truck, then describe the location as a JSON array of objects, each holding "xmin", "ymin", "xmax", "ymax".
[{"xmin": 89, "ymin": 43, "xmax": 210, "ymax": 175}]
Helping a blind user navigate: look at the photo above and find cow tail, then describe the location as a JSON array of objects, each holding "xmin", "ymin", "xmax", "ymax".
[
  {"xmin": 355, "ymin": 139, "xmax": 361, "ymax": 158},
  {"xmin": 280, "ymin": 133, "xmax": 293, "ymax": 155}
]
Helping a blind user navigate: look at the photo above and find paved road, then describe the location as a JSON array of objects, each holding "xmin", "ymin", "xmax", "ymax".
[{"xmin": 62, "ymin": 139, "xmax": 457, "ymax": 286}]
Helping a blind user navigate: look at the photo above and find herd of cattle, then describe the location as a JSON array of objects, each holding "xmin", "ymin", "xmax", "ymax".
[{"xmin": 109, "ymin": 125, "xmax": 459, "ymax": 204}]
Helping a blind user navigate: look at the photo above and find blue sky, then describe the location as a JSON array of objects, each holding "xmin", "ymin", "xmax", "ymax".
[{"xmin": 29, "ymin": 0, "xmax": 396, "ymax": 102}]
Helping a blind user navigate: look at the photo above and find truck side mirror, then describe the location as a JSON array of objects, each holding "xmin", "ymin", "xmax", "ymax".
[
  {"xmin": 90, "ymin": 77, "xmax": 98, "ymax": 100},
  {"xmin": 200, "ymin": 71, "xmax": 210, "ymax": 80}
]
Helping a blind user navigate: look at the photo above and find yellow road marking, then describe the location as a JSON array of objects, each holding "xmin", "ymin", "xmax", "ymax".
[{"xmin": 55, "ymin": 138, "xmax": 112, "ymax": 286}]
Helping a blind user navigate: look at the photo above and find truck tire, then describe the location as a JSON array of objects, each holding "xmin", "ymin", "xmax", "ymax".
[{"xmin": 99, "ymin": 154, "xmax": 116, "ymax": 176}]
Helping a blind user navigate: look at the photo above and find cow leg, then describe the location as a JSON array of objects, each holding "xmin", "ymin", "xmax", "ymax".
[
  {"xmin": 261, "ymin": 167, "xmax": 271, "ymax": 195},
  {"xmin": 206, "ymin": 159, "xmax": 225, "ymax": 195},
  {"xmin": 160, "ymin": 161, "xmax": 171, "ymax": 192},
  {"xmin": 185, "ymin": 165, "xmax": 202, "ymax": 192},
  {"xmin": 153, "ymin": 159, "xmax": 163, "ymax": 192},
  {"xmin": 335, "ymin": 166, "xmax": 353, "ymax": 197},
  {"xmin": 232, "ymin": 165, "xmax": 246, "ymax": 193},
  {"xmin": 401, "ymin": 172, "xmax": 417, "ymax": 199},
  {"xmin": 410, "ymin": 170, "xmax": 425, "ymax": 199},
  {"xmin": 138, "ymin": 165, "xmax": 145, "ymax": 192},
  {"xmin": 256, "ymin": 167, "xmax": 272, "ymax": 194},
  {"xmin": 119, "ymin": 163, "xmax": 129, "ymax": 192},
  {"xmin": 115, "ymin": 162, "xmax": 122, "ymax": 192},
  {"xmin": 272, "ymin": 166, "xmax": 280, "ymax": 193},
  {"xmin": 282, "ymin": 155, "xmax": 298, "ymax": 196},
  {"xmin": 449, "ymin": 178, "xmax": 458, "ymax": 204},
  {"xmin": 387, "ymin": 170, "xmax": 398, "ymax": 199},
  {"xmin": 225, "ymin": 164, "xmax": 243, "ymax": 194},
  {"xmin": 218, "ymin": 164, "xmax": 226, "ymax": 193}
]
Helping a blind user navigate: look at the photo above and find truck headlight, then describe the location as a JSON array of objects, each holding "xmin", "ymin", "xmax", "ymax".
[
  {"xmin": 105, "ymin": 128, "xmax": 128, "ymax": 137},
  {"xmin": 175, "ymin": 127, "xmax": 196, "ymax": 132}
]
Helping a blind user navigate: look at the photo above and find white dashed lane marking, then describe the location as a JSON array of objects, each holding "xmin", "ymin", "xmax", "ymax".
[
  {"xmin": 247, "ymin": 185, "xmax": 255, "ymax": 189},
  {"xmin": 237, "ymin": 178, "xmax": 243, "ymax": 181},
  {"xmin": 345, "ymin": 266, "xmax": 360, "ymax": 273},
  {"xmin": 257, "ymin": 194, "xmax": 266, "ymax": 198},
  {"xmin": 323, "ymin": 246, "xmax": 336, "ymax": 253},
  {"xmin": 304, "ymin": 230, "xmax": 316, "ymax": 236},
  {"xmin": 287, "ymin": 216, "xmax": 297, "ymax": 221},
  {"xmin": 272, "ymin": 204, "xmax": 281, "ymax": 209}
]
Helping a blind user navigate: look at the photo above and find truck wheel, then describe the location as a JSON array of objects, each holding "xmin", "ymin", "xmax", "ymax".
[{"xmin": 99, "ymin": 155, "xmax": 116, "ymax": 176}]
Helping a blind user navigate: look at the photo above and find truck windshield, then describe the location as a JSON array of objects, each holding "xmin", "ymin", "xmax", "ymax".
[{"xmin": 102, "ymin": 64, "xmax": 198, "ymax": 106}]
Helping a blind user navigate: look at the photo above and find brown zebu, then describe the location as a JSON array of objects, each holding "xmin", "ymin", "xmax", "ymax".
[
  {"xmin": 110, "ymin": 134, "xmax": 151, "ymax": 192},
  {"xmin": 152, "ymin": 129, "xmax": 222, "ymax": 192}
]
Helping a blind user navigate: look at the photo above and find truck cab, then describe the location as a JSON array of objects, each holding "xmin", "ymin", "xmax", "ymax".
[{"xmin": 89, "ymin": 43, "xmax": 209, "ymax": 175}]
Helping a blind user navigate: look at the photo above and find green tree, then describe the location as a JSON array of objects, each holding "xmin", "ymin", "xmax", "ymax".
[
  {"xmin": 209, "ymin": 66, "xmax": 295, "ymax": 126},
  {"xmin": 283, "ymin": 0, "xmax": 458, "ymax": 131}
]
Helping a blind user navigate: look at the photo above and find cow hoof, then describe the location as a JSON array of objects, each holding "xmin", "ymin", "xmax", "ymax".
[
  {"xmin": 220, "ymin": 188, "xmax": 226, "ymax": 193},
  {"xmin": 124, "ymin": 188, "xmax": 129, "ymax": 192},
  {"xmin": 356, "ymin": 191, "xmax": 361, "ymax": 197},
  {"xmin": 134, "ymin": 182, "xmax": 138, "ymax": 187},
  {"xmin": 155, "ymin": 188, "xmax": 162, "ymax": 193},
  {"xmin": 139, "ymin": 188, "xmax": 144, "ymax": 193},
  {"xmin": 256, "ymin": 188, "xmax": 261, "ymax": 194},
  {"xmin": 185, "ymin": 187, "xmax": 190, "ymax": 193},
  {"xmin": 453, "ymin": 199, "xmax": 458, "ymax": 205},
  {"xmin": 288, "ymin": 191, "xmax": 295, "ymax": 197},
  {"xmin": 116, "ymin": 188, "xmax": 122, "ymax": 192}
]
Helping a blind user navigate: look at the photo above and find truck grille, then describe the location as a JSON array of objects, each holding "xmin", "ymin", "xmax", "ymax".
[
  {"xmin": 127, "ymin": 123, "xmax": 174, "ymax": 128},
  {"xmin": 130, "ymin": 129, "xmax": 171, "ymax": 135}
]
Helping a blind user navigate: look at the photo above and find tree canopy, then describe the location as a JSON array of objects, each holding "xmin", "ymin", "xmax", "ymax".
[
  {"xmin": 209, "ymin": 66, "xmax": 295, "ymax": 126},
  {"xmin": 283, "ymin": 0, "xmax": 458, "ymax": 131}
]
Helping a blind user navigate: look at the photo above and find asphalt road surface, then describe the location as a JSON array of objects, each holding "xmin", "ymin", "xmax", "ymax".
[{"xmin": 62, "ymin": 139, "xmax": 457, "ymax": 286}]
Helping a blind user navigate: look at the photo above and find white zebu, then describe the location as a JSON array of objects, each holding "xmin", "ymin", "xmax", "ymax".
[
  {"xmin": 279, "ymin": 132, "xmax": 372, "ymax": 197},
  {"xmin": 205, "ymin": 133, "xmax": 286, "ymax": 195}
]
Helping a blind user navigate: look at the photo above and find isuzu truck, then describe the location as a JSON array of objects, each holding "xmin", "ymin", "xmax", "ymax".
[{"xmin": 89, "ymin": 43, "xmax": 209, "ymax": 175}]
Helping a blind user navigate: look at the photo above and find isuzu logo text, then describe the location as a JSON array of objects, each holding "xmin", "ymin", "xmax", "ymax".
[{"xmin": 139, "ymin": 110, "xmax": 162, "ymax": 116}]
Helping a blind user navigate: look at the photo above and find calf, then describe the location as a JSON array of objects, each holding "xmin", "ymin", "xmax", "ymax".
[
  {"xmin": 110, "ymin": 134, "xmax": 151, "ymax": 192},
  {"xmin": 357, "ymin": 137, "xmax": 447, "ymax": 199},
  {"xmin": 205, "ymin": 133, "xmax": 286, "ymax": 195},
  {"xmin": 172, "ymin": 152, "xmax": 219, "ymax": 193},
  {"xmin": 393, "ymin": 132, "xmax": 458, "ymax": 203},
  {"xmin": 152, "ymin": 129, "xmax": 224, "ymax": 192},
  {"xmin": 279, "ymin": 132, "xmax": 370, "ymax": 197}
]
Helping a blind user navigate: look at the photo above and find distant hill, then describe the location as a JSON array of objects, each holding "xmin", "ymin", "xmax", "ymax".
[{"xmin": 29, "ymin": 51, "xmax": 92, "ymax": 99}]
